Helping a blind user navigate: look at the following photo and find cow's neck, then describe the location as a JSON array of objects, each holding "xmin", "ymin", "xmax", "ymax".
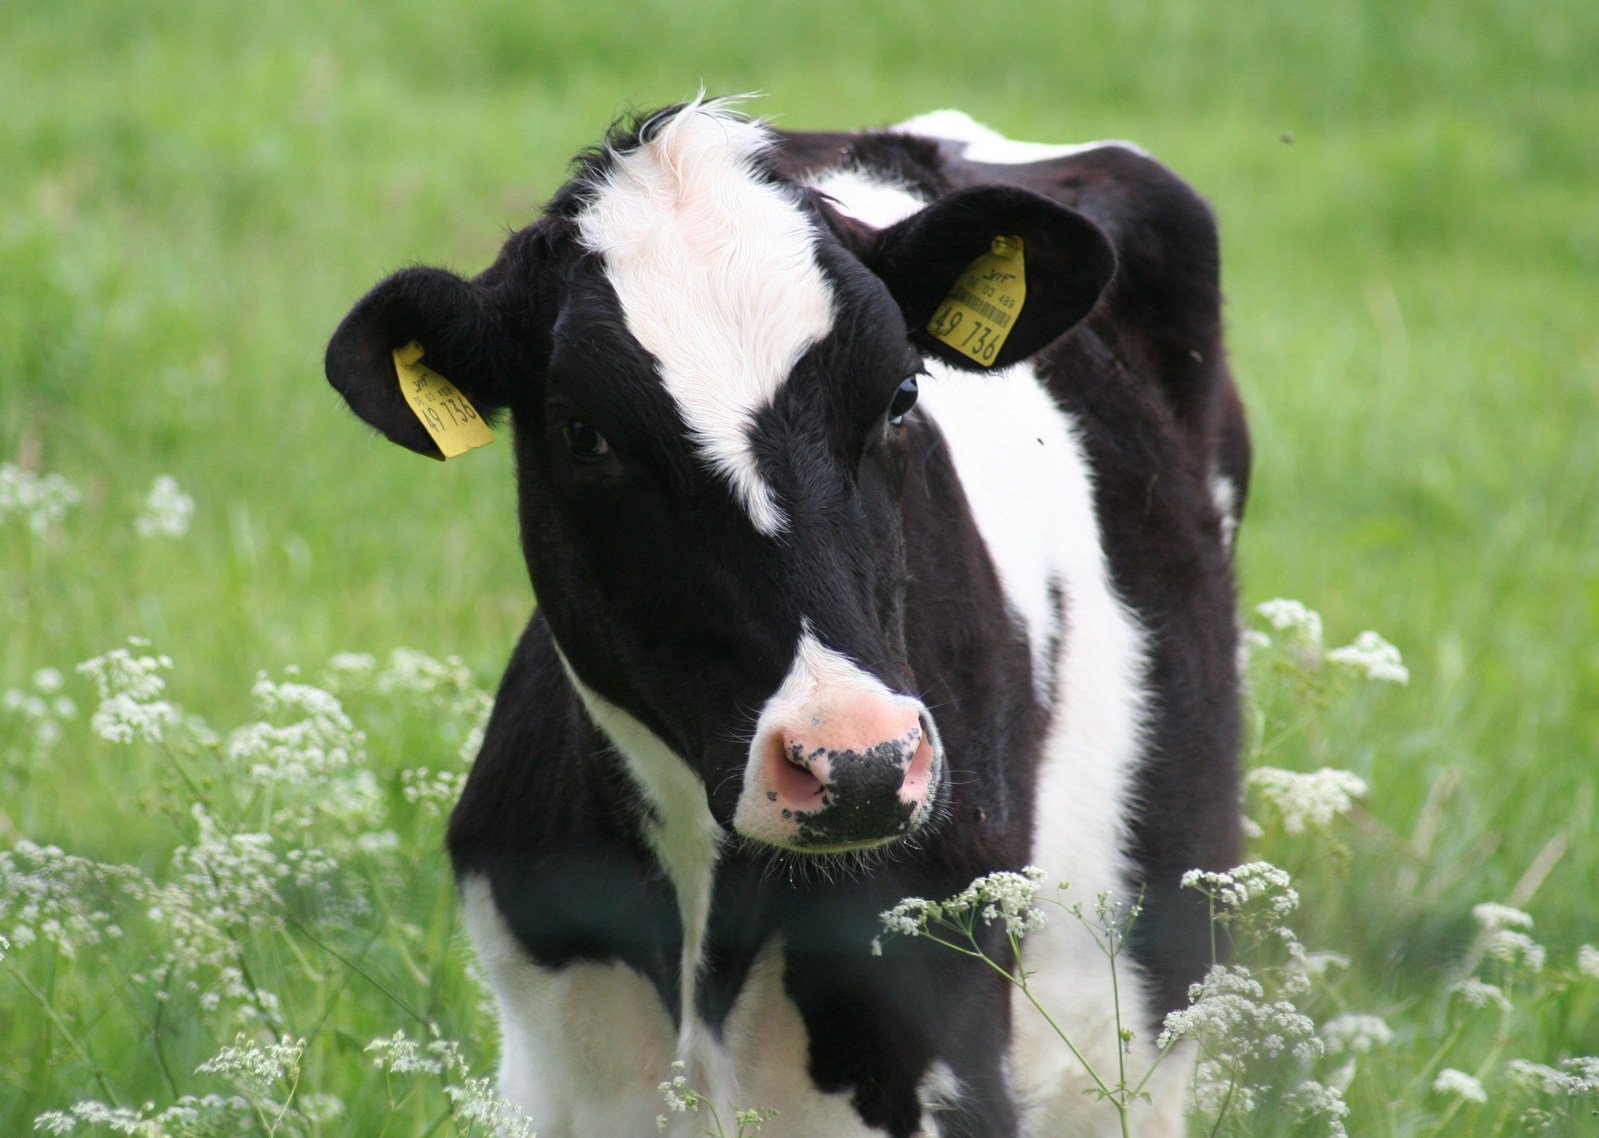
[{"xmin": 555, "ymin": 654, "xmax": 725, "ymax": 1055}]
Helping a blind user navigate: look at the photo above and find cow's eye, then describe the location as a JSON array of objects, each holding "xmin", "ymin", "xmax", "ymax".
[
  {"xmin": 560, "ymin": 419, "xmax": 611, "ymax": 459},
  {"xmin": 888, "ymin": 376, "xmax": 919, "ymax": 425}
]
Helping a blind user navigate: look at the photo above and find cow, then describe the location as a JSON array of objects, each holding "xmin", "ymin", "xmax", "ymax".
[{"xmin": 324, "ymin": 97, "xmax": 1247, "ymax": 1138}]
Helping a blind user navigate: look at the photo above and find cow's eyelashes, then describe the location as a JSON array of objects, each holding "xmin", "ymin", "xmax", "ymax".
[
  {"xmin": 559, "ymin": 419, "xmax": 611, "ymax": 460},
  {"xmin": 887, "ymin": 375, "xmax": 920, "ymax": 425}
]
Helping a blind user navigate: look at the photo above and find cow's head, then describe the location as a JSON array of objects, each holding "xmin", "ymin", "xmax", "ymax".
[{"xmin": 325, "ymin": 101, "xmax": 1114, "ymax": 854}]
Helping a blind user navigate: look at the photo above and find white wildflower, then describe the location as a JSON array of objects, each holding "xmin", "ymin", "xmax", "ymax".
[
  {"xmin": 1326, "ymin": 629, "xmax": 1409, "ymax": 684},
  {"xmin": 1320, "ymin": 1014, "xmax": 1393, "ymax": 1055},
  {"xmin": 376, "ymin": 647, "xmax": 493, "ymax": 720},
  {"xmin": 1480, "ymin": 928, "xmax": 1546, "ymax": 973},
  {"xmin": 134, "ymin": 474, "xmax": 195, "ymax": 539},
  {"xmin": 1181, "ymin": 861, "xmax": 1299, "ymax": 917},
  {"xmin": 1287, "ymin": 1079, "xmax": 1350, "ymax": 1137},
  {"xmin": 1577, "ymin": 944, "xmax": 1599, "ymax": 979},
  {"xmin": 1508, "ymin": 1059, "xmax": 1569, "ymax": 1095},
  {"xmin": 0, "ymin": 462, "xmax": 81, "ymax": 533},
  {"xmin": 197, "ymin": 1034, "xmax": 306, "ymax": 1098},
  {"xmin": 1256, "ymin": 598, "xmax": 1323, "ymax": 645},
  {"xmin": 2, "ymin": 668, "xmax": 79, "ymax": 751},
  {"xmin": 76, "ymin": 638, "xmax": 181, "ymax": 745},
  {"xmin": 444, "ymin": 1075, "xmax": 536, "ymax": 1137},
  {"xmin": 0, "ymin": 841, "xmax": 145, "ymax": 958},
  {"xmin": 1472, "ymin": 902, "xmax": 1534, "ymax": 931},
  {"xmin": 1432, "ymin": 1067, "xmax": 1487, "ymax": 1104},
  {"xmin": 659, "ymin": 1061, "xmax": 699, "ymax": 1113},
  {"xmin": 1247, "ymin": 767, "xmax": 1368, "ymax": 834},
  {"xmin": 1450, "ymin": 977, "xmax": 1512, "ymax": 1011},
  {"xmin": 1159, "ymin": 963, "xmax": 1321, "ymax": 1064},
  {"xmin": 878, "ymin": 867, "xmax": 1049, "ymax": 948},
  {"xmin": 226, "ymin": 672, "xmax": 365, "ymax": 784},
  {"xmin": 322, "ymin": 651, "xmax": 377, "ymax": 685},
  {"xmin": 35, "ymin": 1096, "xmax": 256, "ymax": 1135},
  {"xmin": 367, "ymin": 1031, "xmax": 453, "ymax": 1075},
  {"xmin": 402, "ymin": 767, "xmax": 468, "ymax": 815}
]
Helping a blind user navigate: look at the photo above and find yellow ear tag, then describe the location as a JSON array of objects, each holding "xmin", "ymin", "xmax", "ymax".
[
  {"xmin": 391, "ymin": 341, "xmax": 494, "ymax": 460},
  {"xmin": 926, "ymin": 235, "xmax": 1027, "ymax": 367}
]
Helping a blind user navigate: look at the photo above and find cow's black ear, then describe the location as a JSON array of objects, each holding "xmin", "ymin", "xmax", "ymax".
[
  {"xmin": 324, "ymin": 266, "xmax": 522, "ymax": 458},
  {"xmin": 864, "ymin": 186, "xmax": 1116, "ymax": 371}
]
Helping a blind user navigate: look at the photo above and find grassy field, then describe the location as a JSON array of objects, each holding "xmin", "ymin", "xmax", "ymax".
[{"xmin": 3, "ymin": 0, "xmax": 1596, "ymax": 1132}]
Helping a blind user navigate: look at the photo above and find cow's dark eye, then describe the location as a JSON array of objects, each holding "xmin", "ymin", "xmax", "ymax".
[
  {"xmin": 888, "ymin": 376, "xmax": 919, "ymax": 425},
  {"xmin": 560, "ymin": 419, "xmax": 610, "ymax": 459}
]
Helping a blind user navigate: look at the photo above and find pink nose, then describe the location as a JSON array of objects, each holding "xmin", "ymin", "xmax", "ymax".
[{"xmin": 758, "ymin": 697, "xmax": 936, "ymax": 846}]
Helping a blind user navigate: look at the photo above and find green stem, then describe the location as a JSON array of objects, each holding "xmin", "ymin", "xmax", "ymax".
[
  {"xmin": 288, "ymin": 917, "xmax": 431, "ymax": 1025},
  {"xmin": 3, "ymin": 957, "xmax": 122, "ymax": 1107}
]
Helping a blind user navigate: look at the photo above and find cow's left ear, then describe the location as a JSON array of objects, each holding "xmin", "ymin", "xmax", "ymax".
[
  {"xmin": 325, "ymin": 265, "xmax": 527, "ymax": 459},
  {"xmin": 863, "ymin": 186, "xmax": 1115, "ymax": 371}
]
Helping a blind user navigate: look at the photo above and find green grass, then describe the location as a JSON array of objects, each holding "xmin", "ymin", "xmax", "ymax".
[{"xmin": 3, "ymin": 0, "xmax": 1597, "ymax": 1132}]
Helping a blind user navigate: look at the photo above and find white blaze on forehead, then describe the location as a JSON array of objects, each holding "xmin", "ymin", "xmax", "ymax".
[{"xmin": 575, "ymin": 100, "xmax": 836, "ymax": 535}]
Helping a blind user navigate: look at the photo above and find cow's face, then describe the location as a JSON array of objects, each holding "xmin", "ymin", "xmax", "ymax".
[{"xmin": 325, "ymin": 102, "xmax": 1113, "ymax": 853}]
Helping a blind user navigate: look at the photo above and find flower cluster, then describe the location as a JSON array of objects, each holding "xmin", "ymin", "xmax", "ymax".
[
  {"xmin": 0, "ymin": 840, "xmax": 146, "ymax": 958},
  {"xmin": 1256, "ymin": 598, "xmax": 1324, "ymax": 645},
  {"xmin": 138, "ymin": 804, "xmax": 342, "ymax": 1022},
  {"xmin": 0, "ymin": 462, "xmax": 81, "ymax": 533},
  {"xmin": 135, "ymin": 474, "xmax": 195, "ymax": 539},
  {"xmin": 368, "ymin": 1030, "xmax": 535, "ymax": 1137},
  {"xmin": 401, "ymin": 766, "xmax": 469, "ymax": 815},
  {"xmin": 1325, "ymin": 630, "xmax": 1409, "ymax": 685},
  {"xmin": 1180, "ymin": 861, "xmax": 1300, "ymax": 920},
  {"xmin": 1247, "ymin": 767, "xmax": 1369, "ymax": 835},
  {"xmin": 76, "ymin": 638, "xmax": 182, "ymax": 745},
  {"xmin": 226, "ymin": 672, "xmax": 366, "ymax": 785},
  {"xmin": 876, "ymin": 866, "xmax": 1049, "ymax": 954},
  {"xmin": 2, "ymin": 667, "xmax": 78, "ymax": 751},
  {"xmin": 1319, "ymin": 1014, "xmax": 1393, "ymax": 1056},
  {"xmin": 1432, "ymin": 1067, "xmax": 1488, "ymax": 1104}
]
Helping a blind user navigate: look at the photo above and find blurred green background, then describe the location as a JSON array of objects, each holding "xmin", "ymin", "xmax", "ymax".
[{"xmin": 3, "ymin": 0, "xmax": 1596, "ymax": 1126}]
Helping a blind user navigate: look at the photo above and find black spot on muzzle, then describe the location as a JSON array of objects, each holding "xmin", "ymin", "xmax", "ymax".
[{"xmin": 789, "ymin": 736, "xmax": 920, "ymax": 848}]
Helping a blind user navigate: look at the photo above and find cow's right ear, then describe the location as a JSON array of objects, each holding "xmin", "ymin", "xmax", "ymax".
[{"xmin": 324, "ymin": 266, "xmax": 522, "ymax": 458}]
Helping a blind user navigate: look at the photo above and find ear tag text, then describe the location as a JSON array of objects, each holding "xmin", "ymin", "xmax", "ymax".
[
  {"xmin": 926, "ymin": 235, "xmax": 1027, "ymax": 367},
  {"xmin": 391, "ymin": 341, "xmax": 494, "ymax": 460}
]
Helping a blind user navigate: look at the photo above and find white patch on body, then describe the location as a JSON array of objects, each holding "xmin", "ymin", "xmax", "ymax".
[
  {"xmin": 717, "ymin": 941, "xmax": 890, "ymax": 1137},
  {"xmin": 816, "ymin": 144, "xmax": 1169, "ymax": 1137},
  {"xmin": 893, "ymin": 108, "xmax": 1152, "ymax": 163},
  {"xmin": 1210, "ymin": 471, "xmax": 1238, "ymax": 551},
  {"xmin": 460, "ymin": 875, "xmax": 676, "ymax": 1136},
  {"xmin": 553, "ymin": 657, "xmax": 732, "ymax": 1125},
  {"xmin": 576, "ymin": 99, "xmax": 834, "ymax": 536}
]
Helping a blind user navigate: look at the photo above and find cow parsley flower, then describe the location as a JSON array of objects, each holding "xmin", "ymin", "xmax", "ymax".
[
  {"xmin": 0, "ymin": 462, "xmax": 81, "ymax": 533},
  {"xmin": 1320, "ymin": 1014, "xmax": 1393, "ymax": 1055},
  {"xmin": 1449, "ymin": 977, "xmax": 1512, "ymax": 1011},
  {"xmin": 197, "ymin": 1034, "xmax": 306, "ymax": 1098},
  {"xmin": 1247, "ymin": 767, "xmax": 1368, "ymax": 835},
  {"xmin": 1159, "ymin": 963, "xmax": 1321, "ymax": 1065},
  {"xmin": 76, "ymin": 638, "xmax": 181, "ymax": 745},
  {"xmin": 1255, "ymin": 598, "xmax": 1324, "ymax": 645},
  {"xmin": 1471, "ymin": 902, "xmax": 1534, "ymax": 931},
  {"xmin": 226, "ymin": 672, "xmax": 366, "ymax": 785},
  {"xmin": 2, "ymin": 668, "xmax": 78, "ymax": 751},
  {"xmin": 1480, "ymin": 928, "xmax": 1546, "ymax": 973},
  {"xmin": 1326, "ymin": 630, "xmax": 1409, "ymax": 684},
  {"xmin": 134, "ymin": 474, "xmax": 195, "ymax": 538},
  {"xmin": 877, "ymin": 867, "xmax": 1050, "ymax": 949},
  {"xmin": 0, "ymin": 841, "xmax": 146, "ymax": 958},
  {"xmin": 1432, "ymin": 1068, "xmax": 1487, "ymax": 1104},
  {"xmin": 1181, "ymin": 861, "xmax": 1300, "ymax": 918},
  {"xmin": 401, "ymin": 767, "xmax": 468, "ymax": 815},
  {"xmin": 369, "ymin": 1030, "xmax": 534, "ymax": 1137},
  {"xmin": 1577, "ymin": 944, "xmax": 1599, "ymax": 979}
]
